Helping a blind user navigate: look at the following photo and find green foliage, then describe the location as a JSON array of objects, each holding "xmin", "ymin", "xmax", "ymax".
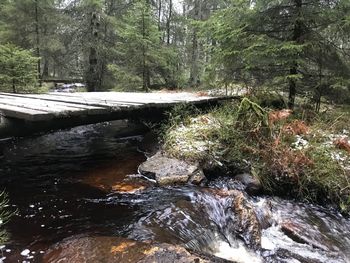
[
  {"xmin": 204, "ymin": 0, "xmax": 350, "ymax": 107},
  {"xmin": 108, "ymin": 0, "xmax": 179, "ymax": 90},
  {"xmin": 0, "ymin": 44, "xmax": 38, "ymax": 93}
]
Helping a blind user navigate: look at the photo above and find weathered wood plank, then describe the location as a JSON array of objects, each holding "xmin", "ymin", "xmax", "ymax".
[
  {"xmin": 0, "ymin": 95, "xmax": 109, "ymax": 119},
  {"xmin": 0, "ymin": 104, "xmax": 53, "ymax": 121},
  {"xmin": 0, "ymin": 92, "xmax": 225, "ymax": 122},
  {"xmin": 0, "ymin": 93, "xmax": 144, "ymax": 108}
]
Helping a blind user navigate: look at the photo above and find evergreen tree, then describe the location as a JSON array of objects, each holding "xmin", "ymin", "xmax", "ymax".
[
  {"xmin": 0, "ymin": 44, "xmax": 38, "ymax": 93},
  {"xmin": 207, "ymin": 0, "xmax": 350, "ymax": 108},
  {"xmin": 109, "ymin": 0, "xmax": 176, "ymax": 91}
]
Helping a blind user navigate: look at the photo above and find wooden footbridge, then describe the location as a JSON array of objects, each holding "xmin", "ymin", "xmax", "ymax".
[{"xmin": 0, "ymin": 92, "xmax": 231, "ymax": 138}]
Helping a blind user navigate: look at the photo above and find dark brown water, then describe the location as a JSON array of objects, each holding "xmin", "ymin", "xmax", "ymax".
[
  {"xmin": 0, "ymin": 121, "xmax": 349, "ymax": 263},
  {"xmin": 0, "ymin": 121, "xmax": 147, "ymax": 262}
]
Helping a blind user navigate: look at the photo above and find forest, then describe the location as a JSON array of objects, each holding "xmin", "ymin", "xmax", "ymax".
[
  {"xmin": 0, "ymin": 1, "xmax": 350, "ymax": 262},
  {"xmin": 0, "ymin": 0, "xmax": 349, "ymax": 109}
]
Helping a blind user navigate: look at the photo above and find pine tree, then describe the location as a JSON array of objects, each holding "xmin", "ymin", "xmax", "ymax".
[
  {"xmin": 109, "ymin": 0, "xmax": 176, "ymax": 91},
  {"xmin": 0, "ymin": 44, "xmax": 38, "ymax": 93},
  {"xmin": 207, "ymin": 0, "xmax": 350, "ymax": 108}
]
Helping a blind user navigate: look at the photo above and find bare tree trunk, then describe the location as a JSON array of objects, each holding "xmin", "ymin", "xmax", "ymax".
[
  {"xmin": 288, "ymin": 0, "xmax": 303, "ymax": 109},
  {"xmin": 12, "ymin": 78, "xmax": 16, "ymax": 93},
  {"xmin": 34, "ymin": 0, "xmax": 42, "ymax": 87},
  {"xmin": 158, "ymin": 0, "xmax": 162, "ymax": 31},
  {"xmin": 42, "ymin": 60, "xmax": 49, "ymax": 79},
  {"xmin": 166, "ymin": 0, "xmax": 172, "ymax": 45},
  {"xmin": 141, "ymin": 4, "xmax": 149, "ymax": 91},
  {"xmin": 189, "ymin": 0, "xmax": 201, "ymax": 87},
  {"xmin": 86, "ymin": 11, "xmax": 100, "ymax": 92}
]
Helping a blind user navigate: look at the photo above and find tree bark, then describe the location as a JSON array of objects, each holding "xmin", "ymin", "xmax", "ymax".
[
  {"xmin": 34, "ymin": 0, "xmax": 42, "ymax": 87},
  {"xmin": 288, "ymin": 0, "xmax": 303, "ymax": 109},
  {"xmin": 86, "ymin": 11, "xmax": 100, "ymax": 92},
  {"xmin": 189, "ymin": 0, "xmax": 201, "ymax": 87},
  {"xmin": 142, "ymin": 4, "xmax": 149, "ymax": 91},
  {"xmin": 166, "ymin": 0, "xmax": 172, "ymax": 45}
]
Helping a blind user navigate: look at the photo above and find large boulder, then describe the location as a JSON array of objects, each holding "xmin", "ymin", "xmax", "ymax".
[
  {"xmin": 43, "ymin": 236, "xmax": 213, "ymax": 263},
  {"xmin": 138, "ymin": 153, "xmax": 206, "ymax": 185}
]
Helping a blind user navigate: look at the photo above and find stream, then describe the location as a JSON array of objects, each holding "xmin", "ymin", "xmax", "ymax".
[{"xmin": 0, "ymin": 121, "xmax": 349, "ymax": 262}]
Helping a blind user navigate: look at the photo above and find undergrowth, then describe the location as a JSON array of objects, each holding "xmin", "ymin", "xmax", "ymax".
[{"xmin": 162, "ymin": 98, "xmax": 350, "ymax": 214}]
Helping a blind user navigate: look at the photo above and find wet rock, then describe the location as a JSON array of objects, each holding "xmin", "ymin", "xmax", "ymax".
[
  {"xmin": 138, "ymin": 153, "xmax": 205, "ymax": 185},
  {"xmin": 231, "ymin": 191, "xmax": 262, "ymax": 249},
  {"xmin": 234, "ymin": 173, "xmax": 262, "ymax": 195},
  {"xmin": 281, "ymin": 220, "xmax": 336, "ymax": 251},
  {"xmin": 211, "ymin": 189, "xmax": 262, "ymax": 249},
  {"xmin": 188, "ymin": 170, "xmax": 207, "ymax": 185},
  {"xmin": 253, "ymin": 199, "xmax": 273, "ymax": 230},
  {"xmin": 43, "ymin": 236, "xmax": 210, "ymax": 263}
]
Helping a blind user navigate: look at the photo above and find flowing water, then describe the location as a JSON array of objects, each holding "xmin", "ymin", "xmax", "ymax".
[{"xmin": 0, "ymin": 121, "xmax": 349, "ymax": 262}]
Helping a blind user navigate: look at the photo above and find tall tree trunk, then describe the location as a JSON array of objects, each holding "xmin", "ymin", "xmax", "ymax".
[
  {"xmin": 288, "ymin": 0, "xmax": 303, "ymax": 109},
  {"xmin": 189, "ymin": 29, "xmax": 199, "ymax": 87},
  {"xmin": 158, "ymin": 0, "xmax": 162, "ymax": 31},
  {"xmin": 189, "ymin": 0, "xmax": 201, "ymax": 87},
  {"xmin": 34, "ymin": 0, "xmax": 42, "ymax": 87},
  {"xmin": 166, "ymin": 0, "xmax": 172, "ymax": 45},
  {"xmin": 42, "ymin": 60, "xmax": 49, "ymax": 79},
  {"xmin": 86, "ymin": 11, "xmax": 100, "ymax": 92},
  {"xmin": 142, "ymin": 4, "xmax": 149, "ymax": 91},
  {"xmin": 12, "ymin": 78, "xmax": 16, "ymax": 93}
]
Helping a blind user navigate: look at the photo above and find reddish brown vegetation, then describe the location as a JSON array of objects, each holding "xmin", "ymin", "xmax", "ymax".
[
  {"xmin": 334, "ymin": 137, "xmax": 350, "ymax": 154},
  {"xmin": 261, "ymin": 144, "xmax": 313, "ymax": 181},
  {"xmin": 268, "ymin": 109, "xmax": 292, "ymax": 126},
  {"xmin": 282, "ymin": 120, "xmax": 310, "ymax": 135}
]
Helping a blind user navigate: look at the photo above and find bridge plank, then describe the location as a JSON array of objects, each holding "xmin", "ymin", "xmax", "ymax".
[
  {"xmin": 0, "ymin": 95, "xmax": 108, "ymax": 117},
  {"xmin": 3, "ymin": 93, "xmax": 145, "ymax": 108},
  {"xmin": 0, "ymin": 104, "xmax": 54, "ymax": 121},
  {"xmin": 0, "ymin": 92, "xmax": 222, "ymax": 122}
]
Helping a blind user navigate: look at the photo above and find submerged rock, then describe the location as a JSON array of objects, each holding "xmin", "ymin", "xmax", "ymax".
[
  {"xmin": 138, "ymin": 153, "xmax": 206, "ymax": 185},
  {"xmin": 43, "ymin": 236, "xmax": 211, "ymax": 263},
  {"xmin": 112, "ymin": 174, "xmax": 153, "ymax": 194}
]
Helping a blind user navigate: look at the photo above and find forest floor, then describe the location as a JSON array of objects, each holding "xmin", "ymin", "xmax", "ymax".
[{"xmin": 160, "ymin": 96, "xmax": 350, "ymax": 214}]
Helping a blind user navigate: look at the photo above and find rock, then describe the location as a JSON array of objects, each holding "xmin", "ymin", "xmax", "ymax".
[
  {"xmin": 138, "ymin": 153, "xmax": 205, "ymax": 185},
  {"xmin": 234, "ymin": 173, "xmax": 262, "ymax": 195},
  {"xmin": 210, "ymin": 189, "xmax": 262, "ymax": 249},
  {"xmin": 231, "ymin": 191, "xmax": 262, "ymax": 249},
  {"xmin": 281, "ymin": 220, "xmax": 335, "ymax": 251},
  {"xmin": 43, "ymin": 236, "xmax": 211, "ymax": 263},
  {"xmin": 253, "ymin": 199, "xmax": 273, "ymax": 230},
  {"xmin": 188, "ymin": 170, "xmax": 207, "ymax": 185}
]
